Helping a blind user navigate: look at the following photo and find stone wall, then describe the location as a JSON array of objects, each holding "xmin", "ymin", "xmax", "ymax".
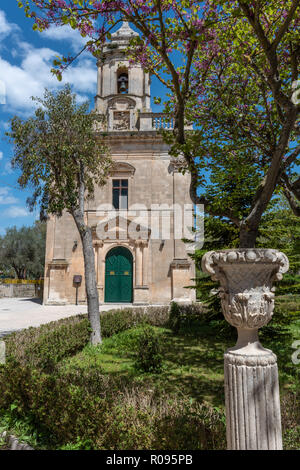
[{"xmin": 0, "ymin": 283, "xmax": 42, "ymax": 299}]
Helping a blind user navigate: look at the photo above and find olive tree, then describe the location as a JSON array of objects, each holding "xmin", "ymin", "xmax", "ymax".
[{"xmin": 7, "ymin": 85, "xmax": 112, "ymax": 344}]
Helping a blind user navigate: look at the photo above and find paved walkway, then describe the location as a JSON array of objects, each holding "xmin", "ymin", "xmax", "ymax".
[{"xmin": 0, "ymin": 298, "xmax": 133, "ymax": 338}]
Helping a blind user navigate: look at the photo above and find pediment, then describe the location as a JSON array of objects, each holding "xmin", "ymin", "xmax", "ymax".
[
  {"xmin": 110, "ymin": 161, "xmax": 136, "ymax": 176},
  {"xmin": 93, "ymin": 215, "xmax": 151, "ymax": 241},
  {"xmin": 107, "ymin": 96, "xmax": 136, "ymax": 110}
]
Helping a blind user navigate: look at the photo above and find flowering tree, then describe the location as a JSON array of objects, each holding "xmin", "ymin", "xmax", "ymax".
[
  {"xmin": 179, "ymin": 1, "xmax": 300, "ymax": 246},
  {"xmin": 18, "ymin": 0, "xmax": 300, "ymax": 247}
]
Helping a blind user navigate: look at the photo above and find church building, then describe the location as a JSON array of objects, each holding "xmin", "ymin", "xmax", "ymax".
[{"xmin": 43, "ymin": 22, "xmax": 195, "ymax": 305}]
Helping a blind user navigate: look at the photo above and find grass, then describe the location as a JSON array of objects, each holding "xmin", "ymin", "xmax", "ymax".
[
  {"xmin": 60, "ymin": 313, "xmax": 299, "ymax": 407},
  {"xmin": 0, "ymin": 409, "xmax": 41, "ymax": 450},
  {"xmin": 60, "ymin": 325, "xmax": 227, "ymax": 406}
]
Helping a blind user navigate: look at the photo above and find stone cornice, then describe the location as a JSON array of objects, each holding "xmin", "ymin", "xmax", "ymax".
[
  {"xmin": 170, "ymin": 258, "xmax": 191, "ymax": 269},
  {"xmin": 96, "ymin": 130, "xmax": 163, "ymax": 140},
  {"xmin": 48, "ymin": 259, "xmax": 69, "ymax": 268}
]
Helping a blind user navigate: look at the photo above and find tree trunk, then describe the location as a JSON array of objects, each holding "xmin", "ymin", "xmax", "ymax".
[
  {"xmin": 72, "ymin": 210, "xmax": 102, "ymax": 345},
  {"xmin": 239, "ymin": 224, "xmax": 259, "ymax": 248},
  {"xmin": 71, "ymin": 162, "xmax": 102, "ymax": 345},
  {"xmin": 81, "ymin": 223, "xmax": 102, "ymax": 345}
]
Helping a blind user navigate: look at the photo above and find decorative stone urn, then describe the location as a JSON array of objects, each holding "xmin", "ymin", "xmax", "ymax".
[{"xmin": 202, "ymin": 249, "xmax": 289, "ymax": 450}]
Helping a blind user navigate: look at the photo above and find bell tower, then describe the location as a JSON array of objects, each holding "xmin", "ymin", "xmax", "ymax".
[{"xmin": 94, "ymin": 21, "xmax": 151, "ymax": 131}]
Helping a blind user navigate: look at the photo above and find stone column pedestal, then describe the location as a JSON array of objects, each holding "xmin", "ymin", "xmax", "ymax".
[
  {"xmin": 133, "ymin": 286, "xmax": 150, "ymax": 305},
  {"xmin": 202, "ymin": 249, "xmax": 289, "ymax": 450},
  {"xmin": 224, "ymin": 347, "xmax": 282, "ymax": 450}
]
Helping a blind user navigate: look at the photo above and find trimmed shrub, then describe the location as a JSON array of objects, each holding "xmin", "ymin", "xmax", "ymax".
[
  {"xmin": 134, "ymin": 325, "xmax": 163, "ymax": 373},
  {"xmin": 0, "ymin": 362, "xmax": 226, "ymax": 449},
  {"xmin": 101, "ymin": 306, "xmax": 170, "ymax": 337},
  {"xmin": 169, "ymin": 301, "xmax": 181, "ymax": 333},
  {"xmin": 169, "ymin": 301, "xmax": 210, "ymax": 334},
  {"xmin": 101, "ymin": 309, "xmax": 138, "ymax": 337},
  {"xmin": 5, "ymin": 315, "xmax": 90, "ymax": 371},
  {"xmin": 4, "ymin": 306, "xmax": 170, "ymax": 373}
]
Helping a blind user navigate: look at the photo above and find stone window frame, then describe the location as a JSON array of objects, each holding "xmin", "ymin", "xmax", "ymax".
[
  {"xmin": 112, "ymin": 178, "xmax": 129, "ymax": 210},
  {"xmin": 110, "ymin": 162, "xmax": 135, "ymax": 209}
]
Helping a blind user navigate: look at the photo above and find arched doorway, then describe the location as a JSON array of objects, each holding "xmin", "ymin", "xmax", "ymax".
[{"xmin": 105, "ymin": 246, "xmax": 133, "ymax": 303}]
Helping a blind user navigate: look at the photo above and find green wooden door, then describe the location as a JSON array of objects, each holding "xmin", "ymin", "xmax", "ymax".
[{"xmin": 105, "ymin": 247, "xmax": 133, "ymax": 303}]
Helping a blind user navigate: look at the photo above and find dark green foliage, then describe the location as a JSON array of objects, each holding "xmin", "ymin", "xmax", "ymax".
[
  {"xmin": 101, "ymin": 306, "xmax": 170, "ymax": 338},
  {"xmin": 5, "ymin": 315, "xmax": 90, "ymax": 372},
  {"xmin": 257, "ymin": 205, "xmax": 300, "ymax": 297},
  {"xmin": 4, "ymin": 307, "xmax": 170, "ymax": 374},
  {"xmin": 101, "ymin": 309, "xmax": 139, "ymax": 337},
  {"xmin": 134, "ymin": 326, "xmax": 163, "ymax": 373},
  {"xmin": 169, "ymin": 302, "xmax": 181, "ymax": 333},
  {"xmin": 190, "ymin": 216, "xmax": 238, "ymax": 333},
  {"xmin": 1, "ymin": 303, "xmax": 298, "ymax": 450},
  {"xmin": 257, "ymin": 204, "xmax": 300, "ymax": 274},
  {"xmin": 191, "ymin": 206, "xmax": 300, "ymax": 339},
  {"xmin": 0, "ymin": 362, "xmax": 226, "ymax": 450},
  {"xmin": 169, "ymin": 301, "xmax": 211, "ymax": 335},
  {"xmin": 0, "ymin": 222, "xmax": 46, "ymax": 279},
  {"xmin": 275, "ymin": 275, "xmax": 300, "ymax": 296},
  {"xmin": 281, "ymin": 391, "xmax": 300, "ymax": 451},
  {"xmin": 25, "ymin": 320, "xmax": 91, "ymax": 372}
]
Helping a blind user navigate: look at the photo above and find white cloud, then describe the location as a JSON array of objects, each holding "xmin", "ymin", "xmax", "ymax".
[
  {"xmin": 0, "ymin": 187, "xmax": 10, "ymax": 196},
  {"xmin": 0, "ymin": 44, "xmax": 97, "ymax": 113},
  {"xmin": 3, "ymin": 206, "xmax": 29, "ymax": 218},
  {"xmin": 2, "ymin": 160, "xmax": 13, "ymax": 175},
  {"xmin": 40, "ymin": 25, "xmax": 87, "ymax": 52},
  {"xmin": 0, "ymin": 10, "xmax": 19, "ymax": 40},
  {"xmin": 0, "ymin": 8, "xmax": 97, "ymax": 114},
  {"xmin": 0, "ymin": 195, "xmax": 18, "ymax": 204},
  {"xmin": 0, "ymin": 151, "xmax": 3, "ymax": 160},
  {"xmin": 0, "ymin": 121, "xmax": 9, "ymax": 131},
  {"xmin": 0, "ymin": 187, "xmax": 18, "ymax": 205}
]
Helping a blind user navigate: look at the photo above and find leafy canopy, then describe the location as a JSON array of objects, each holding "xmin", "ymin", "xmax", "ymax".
[
  {"xmin": 7, "ymin": 85, "xmax": 111, "ymax": 217},
  {"xmin": 0, "ymin": 222, "xmax": 46, "ymax": 279}
]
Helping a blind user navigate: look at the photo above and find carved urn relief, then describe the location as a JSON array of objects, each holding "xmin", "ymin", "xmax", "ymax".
[{"xmin": 202, "ymin": 249, "xmax": 288, "ymax": 347}]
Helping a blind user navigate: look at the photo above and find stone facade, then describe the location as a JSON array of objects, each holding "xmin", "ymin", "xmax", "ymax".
[{"xmin": 43, "ymin": 22, "xmax": 195, "ymax": 306}]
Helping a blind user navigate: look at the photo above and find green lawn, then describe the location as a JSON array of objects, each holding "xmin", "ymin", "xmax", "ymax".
[{"xmin": 60, "ymin": 316, "xmax": 299, "ymax": 407}]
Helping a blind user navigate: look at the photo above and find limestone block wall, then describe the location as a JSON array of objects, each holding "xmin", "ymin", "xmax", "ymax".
[
  {"xmin": 0, "ymin": 284, "xmax": 37, "ymax": 298},
  {"xmin": 43, "ymin": 133, "xmax": 195, "ymax": 305}
]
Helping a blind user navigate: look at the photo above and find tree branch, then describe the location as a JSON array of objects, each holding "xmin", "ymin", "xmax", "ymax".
[{"xmin": 272, "ymin": 0, "xmax": 300, "ymax": 50}]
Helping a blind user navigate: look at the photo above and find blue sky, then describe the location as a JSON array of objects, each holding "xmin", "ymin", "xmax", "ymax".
[{"xmin": 0, "ymin": 3, "xmax": 165, "ymax": 236}]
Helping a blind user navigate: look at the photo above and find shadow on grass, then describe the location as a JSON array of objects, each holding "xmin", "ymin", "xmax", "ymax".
[{"xmin": 78, "ymin": 327, "xmax": 232, "ymax": 407}]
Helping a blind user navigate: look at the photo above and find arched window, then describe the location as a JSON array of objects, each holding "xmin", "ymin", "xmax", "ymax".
[{"xmin": 117, "ymin": 70, "xmax": 128, "ymax": 94}]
